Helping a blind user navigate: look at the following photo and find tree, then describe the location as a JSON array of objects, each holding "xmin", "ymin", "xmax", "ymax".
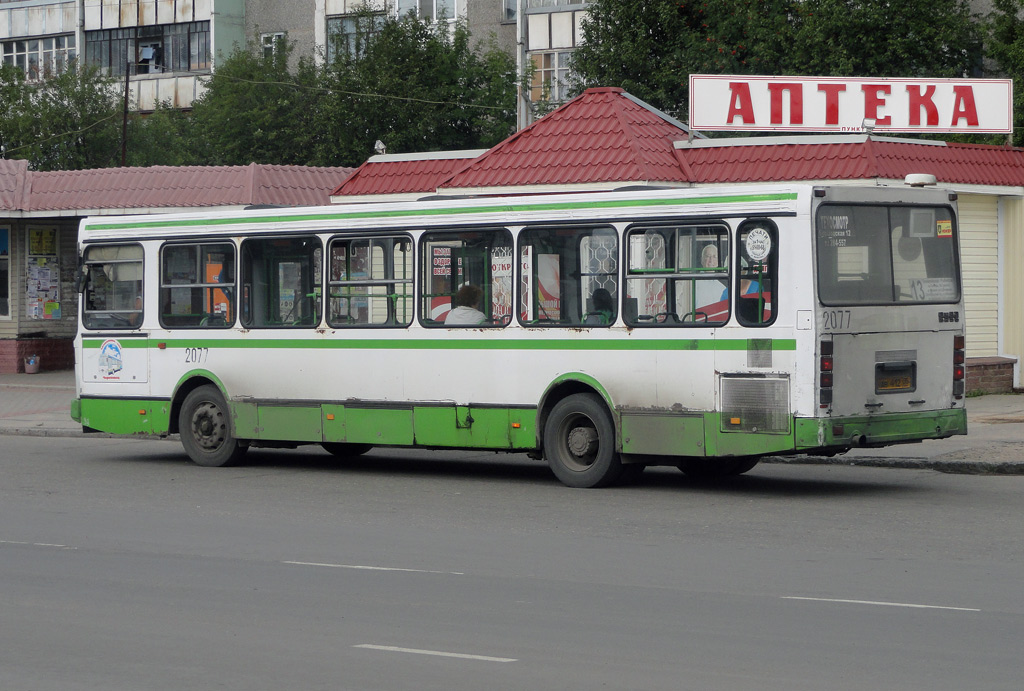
[
  {"xmin": 987, "ymin": 0, "xmax": 1024, "ymax": 145},
  {"xmin": 0, "ymin": 61, "xmax": 123, "ymax": 170},
  {"xmin": 312, "ymin": 11, "xmax": 519, "ymax": 166},
  {"xmin": 125, "ymin": 102, "xmax": 205, "ymax": 167},
  {"xmin": 188, "ymin": 37, "xmax": 324, "ymax": 166},
  {"xmin": 569, "ymin": 0, "xmax": 984, "ymax": 121}
]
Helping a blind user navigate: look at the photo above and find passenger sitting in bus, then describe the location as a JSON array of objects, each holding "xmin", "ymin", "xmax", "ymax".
[
  {"xmin": 445, "ymin": 284, "xmax": 486, "ymax": 325},
  {"xmin": 696, "ymin": 244, "xmax": 727, "ymax": 307},
  {"xmin": 585, "ymin": 288, "xmax": 615, "ymax": 325}
]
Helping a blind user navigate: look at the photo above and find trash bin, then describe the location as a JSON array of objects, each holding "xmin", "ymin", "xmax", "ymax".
[{"xmin": 24, "ymin": 355, "xmax": 40, "ymax": 374}]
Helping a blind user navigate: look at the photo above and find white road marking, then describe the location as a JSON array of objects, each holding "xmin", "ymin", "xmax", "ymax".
[
  {"xmin": 354, "ymin": 644, "xmax": 516, "ymax": 662},
  {"xmin": 283, "ymin": 561, "xmax": 464, "ymax": 575},
  {"xmin": 0, "ymin": 540, "xmax": 75, "ymax": 549},
  {"xmin": 782, "ymin": 596, "xmax": 980, "ymax": 612}
]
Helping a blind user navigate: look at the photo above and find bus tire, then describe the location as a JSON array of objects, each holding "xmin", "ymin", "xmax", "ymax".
[
  {"xmin": 321, "ymin": 442, "xmax": 373, "ymax": 458},
  {"xmin": 544, "ymin": 393, "xmax": 623, "ymax": 488},
  {"xmin": 179, "ymin": 385, "xmax": 247, "ymax": 468}
]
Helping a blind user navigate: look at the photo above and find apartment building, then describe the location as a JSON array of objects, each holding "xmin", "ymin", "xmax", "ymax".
[{"xmin": 0, "ymin": 0, "xmax": 582, "ymax": 115}]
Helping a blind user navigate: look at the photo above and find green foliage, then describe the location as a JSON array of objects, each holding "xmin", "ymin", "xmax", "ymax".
[
  {"xmin": 188, "ymin": 37, "xmax": 323, "ymax": 166},
  {"xmin": 125, "ymin": 103, "xmax": 204, "ymax": 167},
  {"xmin": 570, "ymin": 0, "xmax": 984, "ymax": 121},
  {"xmin": 987, "ymin": 0, "xmax": 1024, "ymax": 145},
  {"xmin": 0, "ymin": 61, "xmax": 123, "ymax": 170},
  {"xmin": 312, "ymin": 12, "xmax": 518, "ymax": 166}
]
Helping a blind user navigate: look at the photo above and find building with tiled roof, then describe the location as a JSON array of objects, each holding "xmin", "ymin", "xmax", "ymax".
[
  {"xmin": 330, "ymin": 150, "xmax": 485, "ymax": 203},
  {"xmin": 330, "ymin": 87, "xmax": 1024, "ymax": 389},
  {"xmin": 1, "ymin": 162, "xmax": 352, "ymax": 373}
]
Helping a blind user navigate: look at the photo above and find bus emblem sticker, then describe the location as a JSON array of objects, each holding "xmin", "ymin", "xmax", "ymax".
[
  {"xmin": 98, "ymin": 339, "xmax": 124, "ymax": 378},
  {"xmin": 745, "ymin": 226, "xmax": 772, "ymax": 261}
]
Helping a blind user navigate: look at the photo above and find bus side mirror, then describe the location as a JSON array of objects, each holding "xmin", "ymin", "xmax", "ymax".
[{"xmin": 74, "ymin": 264, "xmax": 88, "ymax": 293}]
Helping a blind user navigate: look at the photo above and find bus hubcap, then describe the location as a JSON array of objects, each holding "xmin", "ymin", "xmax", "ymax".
[
  {"xmin": 567, "ymin": 425, "xmax": 598, "ymax": 459},
  {"xmin": 192, "ymin": 403, "xmax": 224, "ymax": 450}
]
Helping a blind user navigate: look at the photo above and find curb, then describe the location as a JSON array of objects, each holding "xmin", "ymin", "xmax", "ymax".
[
  {"xmin": 0, "ymin": 428, "xmax": 173, "ymax": 441},
  {"xmin": 765, "ymin": 455, "xmax": 1024, "ymax": 475}
]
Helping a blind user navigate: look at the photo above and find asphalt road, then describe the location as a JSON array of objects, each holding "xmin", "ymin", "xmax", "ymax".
[{"xmin": 1, "ymin": 436, "xmax": 1021, "ymax": 691}]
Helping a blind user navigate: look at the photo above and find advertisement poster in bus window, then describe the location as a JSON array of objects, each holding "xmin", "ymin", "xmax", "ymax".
[
  {"xmin": 521, "ymin": 245, "xmax": 533, "ymax": 320},
  {"xmin": 537, "ymin": 253, "xmax": 561, "ymax": 320},
  {"xmin": 491, "ymin": 246, "xmax": 512, "ymax": 319},
  {"xmin": 431, "ymin": 246, "xmax": 451, "ymax": 320},
  {"xmin": 205, "ymin": 255, "xmax": 230, "ymax": 321}
]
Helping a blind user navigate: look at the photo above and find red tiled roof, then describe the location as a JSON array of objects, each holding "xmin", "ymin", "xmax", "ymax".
[
  {"xmin": 331, "ymin": 150, "xmax": 485, "ymax": 197},
  {"xmin": 0, "ymin": 158, "xmax": 30, "ymax": 212},
  {"xmin": 677, "ymin": 137, "xmax": 1024, "ymax": 186},
  {"xmin": 25, "ymin": 163, "xmax": 352, "ymax": 211},
  {"xmin": 441, "ymin": 87, "xmax": 693, "ymax": 191}
]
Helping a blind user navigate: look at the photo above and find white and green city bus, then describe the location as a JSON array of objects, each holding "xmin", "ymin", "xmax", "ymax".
[{"xmin": 72, "ymin": 182, "xmax": 967, "ymax": 487}]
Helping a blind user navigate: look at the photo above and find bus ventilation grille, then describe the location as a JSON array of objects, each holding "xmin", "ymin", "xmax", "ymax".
[{"xmin": 721, "ymin": 376, "xmax": 791, "ymax": 434}]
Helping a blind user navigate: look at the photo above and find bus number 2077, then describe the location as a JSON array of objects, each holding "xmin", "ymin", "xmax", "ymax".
[{"xmin": 184, "ymin": 347, "xmax": 209, "ymax": 364}]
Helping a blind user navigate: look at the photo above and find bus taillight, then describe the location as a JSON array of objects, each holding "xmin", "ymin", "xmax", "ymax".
[
  {"xmin": 953, "ymin": 335, "xmax": 966, "ymax": 399},
  {"xmin": 819, "ymin": 340, "xmax": 834, "ymax": 408}
]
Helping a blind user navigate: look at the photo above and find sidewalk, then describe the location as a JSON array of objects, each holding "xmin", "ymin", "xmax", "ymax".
[{"xmin": 2, "ymin": 369, "xmax": 1022, "ymax": 473}]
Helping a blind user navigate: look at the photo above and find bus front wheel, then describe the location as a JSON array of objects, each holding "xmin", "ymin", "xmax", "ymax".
[
  {"xmin": 179, "ymin": 385, "xmax": 248, "ymax": 467},
  {"xmin": 544, "ymin": 393, "xmax": 623, "ymax": 488}
]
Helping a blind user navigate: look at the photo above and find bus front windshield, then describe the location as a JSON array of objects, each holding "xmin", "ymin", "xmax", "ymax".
[{"xmin": 816, "ymin": 204, "xmax": 959, "ymax": 306}]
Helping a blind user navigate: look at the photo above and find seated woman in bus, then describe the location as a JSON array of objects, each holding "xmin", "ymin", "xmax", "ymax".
[
  {"xmin": 696, "ymin": 244, "xmax": 728, "ymax": 308},
  {"xmin": 584, "ymin": 288, "xmax": 615, "ymax": 325},
  {"xmin": 445, "ymin": 284, "xmax": 487, "ymax": 325}
]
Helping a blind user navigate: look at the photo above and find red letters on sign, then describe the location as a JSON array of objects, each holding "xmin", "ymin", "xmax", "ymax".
[
  {"xmin": 727, "ymin": 82, "xmax": 755, "ymax": 124},
  {"xmin": 861, "ymin": 84, "xmax": 892, "ymax": 125},
  {"xmin": 818, "ymin": 83, "xmax": 846, "ymax": 125},
  {"xmin": 951, "ymin": 85, "xmax": 979, "ymax": 127},
  {"xmin": 768, "ymin": 83, "xmax": 803, "ymax": 125},
  {"xmin": 907, "ymin": 85, "xmax": 939, "ymax": 126}
]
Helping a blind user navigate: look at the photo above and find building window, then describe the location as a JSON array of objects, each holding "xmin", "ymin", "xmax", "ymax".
[
  {"xmin": 261, "ymin": 32, "xmax": 286, "ymax": 59},
  {"xmin": 85, "ymin": 21, "xmax": 210, "ymax": 77},
  {"xmin": 530, "ymin": 50, "xmax": 572, "ymax": 102},
  {"xmin": 0, "ymin": 227, "xmax": 9, "ymax": 319},
  {"xmin": 395, "ymin": 0, "xmax": 456, "ymax": 23},
  {"xmin": 326, "ymin": 14, "xmax": 382, "ymax": 62},
  {"xmin": 2, "ymin": 34, "xmax": 77, "ymax": 80}
]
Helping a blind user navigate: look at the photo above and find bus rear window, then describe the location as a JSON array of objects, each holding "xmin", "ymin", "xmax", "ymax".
[{"xmin": 816, "ymin": 204, "xmax": 959, "ymax": 305}]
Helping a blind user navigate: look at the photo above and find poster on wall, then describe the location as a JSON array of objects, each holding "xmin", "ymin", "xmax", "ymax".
[{"xmin": 27, "ymin": 226, "xmax": 60, "ymax": 320}]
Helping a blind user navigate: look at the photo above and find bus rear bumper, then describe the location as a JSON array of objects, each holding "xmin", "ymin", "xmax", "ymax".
[{"xmin": 795, "ymin": 408, "xmax": 967, "ymax": 451}]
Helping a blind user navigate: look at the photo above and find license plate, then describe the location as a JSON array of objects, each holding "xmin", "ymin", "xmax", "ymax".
[{"xmin": 875, "ymin": 363, "xmax": 916, "ymax": 394}]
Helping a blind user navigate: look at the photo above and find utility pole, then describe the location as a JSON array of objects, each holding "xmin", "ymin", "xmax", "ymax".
[{"xmin": 121, "ymin": 40, "xmax": 130, "ymax": 167}]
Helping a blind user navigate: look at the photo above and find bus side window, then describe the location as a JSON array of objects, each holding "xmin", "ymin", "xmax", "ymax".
[
  {"xmin": 328, "ymin": 236, "xmax": 413, "ymax": 327},
  {"xmin": 735, "ymin": 221, "xmax": 777, "ymax": 327},
  {"xmin": 624, "ymin": 224, "xmax": 729, "ymax": 327},
  {"xmin": 81, "ymin": 244, "xmax": 144, "ymax": 330},
  {"xmin": 240, "ymin": 236, "xmax": 322, "ymax": 328},
  {"xmin": 159, "ymin": 242, "xmax": 236, "ymax": 329},
  {"xmin": 419, "ymin": 228, "xmax": 512, "ymax": 327},
  {"xmin": 518, "ymin": 225, "xmax": 617, "ymax": 326}
]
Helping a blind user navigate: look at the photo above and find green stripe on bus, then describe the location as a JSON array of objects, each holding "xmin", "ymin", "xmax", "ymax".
[
  {"xmin": 83, "ymin": 338, "xmax": 797, "ymax": 352},
  {"xmin": 85, "ymin": 192, "xmax": 800, "ymax": 231}
]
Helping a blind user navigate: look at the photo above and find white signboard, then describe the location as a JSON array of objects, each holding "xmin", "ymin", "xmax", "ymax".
[{"xmin": 689, "ymin": 75, "xmax": 1013, "ymax": 134}]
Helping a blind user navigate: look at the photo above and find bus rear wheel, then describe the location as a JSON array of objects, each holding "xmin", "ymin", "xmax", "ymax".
[
  {"xmin": 179, "ymin": 385, "xmax": 248, "ymax": 467},
  {"xmin": 544, "ymin": 393, "xmax": 623, "ymax": 488},
  {"xmin": 321, "ymin": 442, "xmax": 373, "ymax": 458}
]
